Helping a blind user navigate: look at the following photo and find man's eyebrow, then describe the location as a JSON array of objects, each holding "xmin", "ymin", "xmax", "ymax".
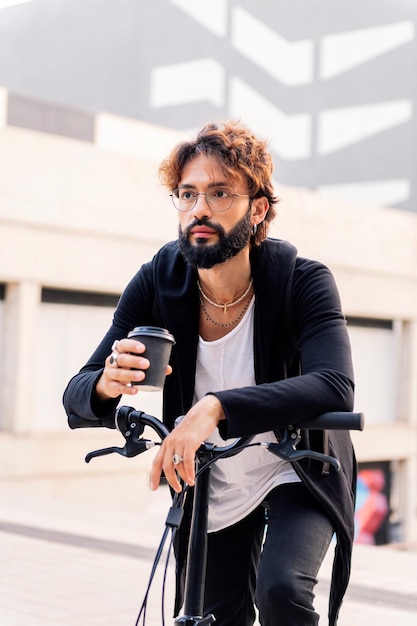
[{"xmin": 178, "ymin": 181, "xmax": 230, "ymax": 189}]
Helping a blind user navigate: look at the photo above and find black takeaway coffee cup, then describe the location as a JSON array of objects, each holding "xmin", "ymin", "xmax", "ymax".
[{"xmin": 127, "ymin": 326, "xmax": 175, "ymax": 391}]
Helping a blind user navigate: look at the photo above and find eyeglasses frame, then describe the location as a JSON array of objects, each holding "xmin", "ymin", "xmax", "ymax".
[{"xmin": 170, "ymin": 189, "xmax": 251, "ymax": 213}]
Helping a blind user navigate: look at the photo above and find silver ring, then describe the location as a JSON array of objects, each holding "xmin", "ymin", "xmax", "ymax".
[
  {"xmin": 109, "ymin": 351, "xmax": 119, "ymax": 368},
  {"xmin": 172, "ymin": 454, "xmax": 184, "ymax": 465}
]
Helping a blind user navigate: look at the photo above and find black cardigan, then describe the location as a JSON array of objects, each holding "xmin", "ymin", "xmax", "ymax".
[{"xmin": 63, "ymin": 238, "xmax": 356, "ymax": 625}]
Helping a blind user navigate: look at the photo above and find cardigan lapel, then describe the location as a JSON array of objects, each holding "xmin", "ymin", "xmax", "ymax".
[
  {"xmin": 251, "ymin": 239, "xmax": 298, "ymax": 384},
  {"xmin": 154, "ymin": 242, "xmax": 200, "ymax": 418}
]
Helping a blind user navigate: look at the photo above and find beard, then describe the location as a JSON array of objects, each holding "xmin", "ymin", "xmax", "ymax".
[{"xmin": 178, "ymin": 209, "xmax": 252, "ymax": 269}]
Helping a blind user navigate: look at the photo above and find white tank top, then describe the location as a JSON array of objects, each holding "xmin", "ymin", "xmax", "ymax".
[{"xmin": 193, "ymin": 296, "xmax": 300, "ymax": 533}]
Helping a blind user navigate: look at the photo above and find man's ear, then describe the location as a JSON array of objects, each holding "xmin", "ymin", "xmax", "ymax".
[{"xmin": 251, "ymin": 196, "xmax": 269, "ymax": 226}]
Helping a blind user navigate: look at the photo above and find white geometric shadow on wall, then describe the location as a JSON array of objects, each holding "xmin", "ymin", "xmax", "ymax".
[
  {"xmin": 169, "ymin": 0, "xmax": 228, "ymax": 37},
  {"xmin": 150, "ymin": 58, "xmax": 225, "ymax": 108},
  {"xmin": 231, "ymin": 6, "xmax": 314, "ymax": 86},
  {"xmin": 229, "ymin": 77, "xmax": 311, "ymax": 160},
  {"xmin": 318, "ymin": 100, "xmax": 413, "ymax": 155},
  {"xmin": 320, "ymin": 20, "xmax": 415, "ymax": 80},
  {"xmin": 318, "ymin": 178, "xmax": 411, "ymax": 207}
]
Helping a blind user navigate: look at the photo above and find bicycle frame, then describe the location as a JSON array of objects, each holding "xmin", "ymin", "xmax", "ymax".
[{"xmin": 84, "ymin": 407, "xmax": 364, "ymax": 625}]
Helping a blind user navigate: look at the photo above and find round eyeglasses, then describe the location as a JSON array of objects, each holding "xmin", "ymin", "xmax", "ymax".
[{"xmin": 170, "ymin": 189, "xmax": 251, "ymax": 213}]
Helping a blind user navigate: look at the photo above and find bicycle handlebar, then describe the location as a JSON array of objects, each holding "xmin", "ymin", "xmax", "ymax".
[
  {"xmin": 83, "ymin": 407, "xmax": 364, "ymax": 468},
  {"xmin": 297, "ymin": 411, "xmax": 364, "ymax": 431}
]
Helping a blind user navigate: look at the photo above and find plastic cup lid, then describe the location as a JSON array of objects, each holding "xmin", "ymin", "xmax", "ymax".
[{"xmin": 128, "ymin": 326, "xmax": 175, "ymax": 344}]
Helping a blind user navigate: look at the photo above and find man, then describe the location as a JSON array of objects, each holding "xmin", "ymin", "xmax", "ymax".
[{"xmin": 63, "ymin": 121, "xmax": 356, "ymax": 626}]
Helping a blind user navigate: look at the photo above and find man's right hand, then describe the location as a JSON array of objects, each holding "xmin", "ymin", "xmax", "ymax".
[{"xmin": 95, "ymin": 338, "xmax": 171, "ymax": 400}]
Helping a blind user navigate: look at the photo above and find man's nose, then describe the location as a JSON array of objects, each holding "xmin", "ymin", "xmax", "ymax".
[{"xmin": 192, "ymin": 193, "xmax": 213, "ymax": 219}]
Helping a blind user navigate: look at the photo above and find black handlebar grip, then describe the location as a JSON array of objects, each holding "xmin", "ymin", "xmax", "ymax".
[
  {"xmin": 297, "ymin": 412, "xmax": 365, "ymax": 431},
  {"xmin": 68, "ymin": 414, "xmax": 116, "ymax": 430}
]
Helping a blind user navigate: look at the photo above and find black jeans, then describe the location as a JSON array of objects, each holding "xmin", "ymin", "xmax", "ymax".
[{"xmin": 203, "ymin": 483, "xmax": 334, "ymax": 626}]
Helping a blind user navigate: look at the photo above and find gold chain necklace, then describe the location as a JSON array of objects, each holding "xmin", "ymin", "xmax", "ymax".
[
  {"xmin": 197, "ymin": 278, "xmax": 253, "ymax": 315},
  {"xmin": 199, "ymin": 292, "xmax": 253, "ymax": 328}
]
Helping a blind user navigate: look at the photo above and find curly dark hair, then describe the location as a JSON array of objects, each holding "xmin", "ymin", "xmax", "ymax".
[{"xmin": 159, "ymin": 120, "xmax": 278, "ymax": 245}]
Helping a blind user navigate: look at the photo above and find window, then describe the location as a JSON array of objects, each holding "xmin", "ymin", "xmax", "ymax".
[{"xmin": 347, "ymin": 317, "xmax": 398, "ymax": 425}]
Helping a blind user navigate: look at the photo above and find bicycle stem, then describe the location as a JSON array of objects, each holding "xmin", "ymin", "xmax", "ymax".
[{"xmin": 175, "ymin": 447, "xmax": 216, "ymax": 626}]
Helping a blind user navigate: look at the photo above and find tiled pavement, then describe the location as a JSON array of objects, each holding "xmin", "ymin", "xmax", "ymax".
[{"xmin": 1, "ymin": 478, "xmax": 417, "ymax": 626}]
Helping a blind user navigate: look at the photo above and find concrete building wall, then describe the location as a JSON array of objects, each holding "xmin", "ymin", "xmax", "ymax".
[
  {"xmin": 1, "ymin": 86, "xmax": 416, "ymax": 542},
  {"xmin": 1, "ymin": 0, "xmax": 416, "ymax": 213}
]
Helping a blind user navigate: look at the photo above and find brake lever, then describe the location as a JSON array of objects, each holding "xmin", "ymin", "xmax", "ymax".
[
  {"xmin": 84, "ymin": 406, "xmax": 157, "ymax": 463},
  {"xmin": 85, "ymin": 439, "xmax": 155, "ymax": 463},
  {"xmin": 264, "ymin": 428, "xmax": 341, "ymax": 472}
]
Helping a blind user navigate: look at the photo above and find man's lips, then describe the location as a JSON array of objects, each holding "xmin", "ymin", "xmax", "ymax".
[{"xmin": 190, "ymin": 226, "xmax": 218, "ymax": 239}]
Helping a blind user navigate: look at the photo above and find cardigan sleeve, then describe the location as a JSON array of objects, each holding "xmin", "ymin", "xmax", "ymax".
[{"xmin": 214, "ymin": 259, "xmax": 355, "ymax": 439}]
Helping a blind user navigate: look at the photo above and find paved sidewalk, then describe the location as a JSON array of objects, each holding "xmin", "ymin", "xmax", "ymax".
[{"xmin": 1, "ymin": 477, "xmax": 417, "ymax": 626}]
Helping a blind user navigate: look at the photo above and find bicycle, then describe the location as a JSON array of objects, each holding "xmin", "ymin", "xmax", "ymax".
[{"xmin": 77, "ymin": 407, "xmax": 364, "ymax": 625}]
